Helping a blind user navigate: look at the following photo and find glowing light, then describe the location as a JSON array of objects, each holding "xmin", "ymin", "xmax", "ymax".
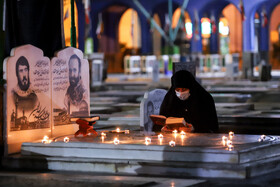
[
  {"xmin": 229, "ymin": 131, "xmax": 234, "ymax": 139},
  {"xmin": 201, "ymin": 17, "xmax": 211, "ymax": 38},
  {"xmin": 101, "ymin": 136, "xmax": 105, "ymax": 143},
  {"xmin": 261, "ymin": 135, "xmax": 266, "ymax": 140},
  {"xmin": 180, "ymin": 131, "xmax": 186, "ymax": 135},
  {"xmin": 228, "ymin": 144, "xmax": 234, "ymax": 151},
  {"xmin": 145, "ymin": 137, "xmax": 151, "ymax": 145},
  {"xmin": 173, "ymin": 130, "xmax": 178, "ymax": 134},
  {"xmin": 101, "ymin": 132, "xmax": 106, "ymax": 136},
  {"xmin": 64, "ymin": 137, "xmax": 69, "ymax": 143},
  {"xmin": 227, "ymin": 140, "xmax": 232, "ymax": 146},
  {"xmin": 222, "ymin": 136, "xmax": 228, "ymax": 146},
  {"xmin": 114, "ymin": 138, "xmax": 120, "ymax": 145},
  {"xmin": 158, "ymin": 134, "xmax": 163, "ymax": 139},
  {"xmin": 116, "ymin": 128, "xmax": 120, "ymax": 133},
  {"xmin": 42, "ymin": 136, "xmax": 50, "ymax": 144},
  {"xmin": 169, "ymin": 140, "xmax": 176, "ymax": 147}
]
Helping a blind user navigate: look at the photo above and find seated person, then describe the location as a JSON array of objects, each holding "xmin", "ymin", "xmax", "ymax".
[{"xmin": 153, "ymin": 70, "xmax": 219, "ymax": 133}]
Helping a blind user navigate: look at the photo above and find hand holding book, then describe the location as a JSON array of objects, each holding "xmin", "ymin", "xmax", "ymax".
[{"xmin": 150, "ymin": 114, "xmax": 194, "ymax": 132}]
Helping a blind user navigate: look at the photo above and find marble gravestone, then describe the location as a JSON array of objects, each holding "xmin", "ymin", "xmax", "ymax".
[
  {"xmin": 140, "ymin": 89, "xmax": 167, "ymax": 133},
  {"xmin": 172, "ymin": 61, "xmax": 196, "ymax": 77},
  {"xmin": 4, "ymin": 44, "xmax": 51, "ymax": 154},
  {"xmin": 51, "ymin": 47, "xmax": 90, "ymax": 137}
]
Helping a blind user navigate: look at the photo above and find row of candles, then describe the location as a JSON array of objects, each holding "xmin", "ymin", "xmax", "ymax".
[
  {"xmin": 41, "ymin": 128, "xmax": 267, "ymax": 151},
  {"xmin": 222, "ymin": 131, "xmax": 234, "ymax": 151}
]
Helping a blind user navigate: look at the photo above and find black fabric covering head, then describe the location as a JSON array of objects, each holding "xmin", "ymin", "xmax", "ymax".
[
  {"xmin": 158, "ymin": 70, "xmax": 219, "ymax": 133},
  {"xmin": 171, "ymin": 70, "xmax": 195, "ymax": 89}
]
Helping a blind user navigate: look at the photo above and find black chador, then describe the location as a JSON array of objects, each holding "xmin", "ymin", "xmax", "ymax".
[{"xmin": 155, "ymin": 70, "xmax": 219, "ymax": 133}]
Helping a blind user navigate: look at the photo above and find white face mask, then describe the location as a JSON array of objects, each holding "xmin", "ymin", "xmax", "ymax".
[{"xmin": 175, "ymin": 90, "xmax": 191, "ymax": 100}]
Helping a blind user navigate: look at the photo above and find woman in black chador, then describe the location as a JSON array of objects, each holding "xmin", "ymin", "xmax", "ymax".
[{"xmin": 154, "ymin": 70, "xmax": 219, "ymax": 133}]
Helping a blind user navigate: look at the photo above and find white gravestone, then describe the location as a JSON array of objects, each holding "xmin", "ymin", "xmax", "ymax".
[
  {"xmin": 4, "ymin": 44, "xmax": 51, "ymax": 154},
  {"xmin": 51, "ymin": 47, "xmax": 90, "ymax": 137},
  {"xmin": 140, "ymin": 89, "xmax": 167, "ymax": 133}
]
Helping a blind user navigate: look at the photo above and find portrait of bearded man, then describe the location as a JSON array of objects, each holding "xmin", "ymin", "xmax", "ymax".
[
  {"xmin": 12, "ymin": 56, "xmax": 38, "ymax": 113},
  {"xmin": 64, "ymin": 54, "xmax": 89, "ymax": 116}
]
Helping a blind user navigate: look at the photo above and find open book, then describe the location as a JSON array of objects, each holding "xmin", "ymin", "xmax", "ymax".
[
  {"xmin": 70, "ymin": 116, "xmax": 100, "ymax": 123},
  {"xmin": 149, "ymin": 114, "xmax": 185, "ymax": 129}
]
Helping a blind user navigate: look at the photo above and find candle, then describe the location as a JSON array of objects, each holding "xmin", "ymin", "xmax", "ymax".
[
  {"xmin": 172, "ymin": 130, "xmax": 178, "ymax": 134},
  {"xmin": 229, "ymin": 131, "xmax": 234, "ymax": 139},
  {"xmin": 228, "ymin": 144, "xmax": 234, "ymax": 151},
  {"xmin": 158, "ymin": 134, "xmax": 163, "ymax": 139},
  {"xmin": 114, "ymin": 138, "xmax": 120, "ymax": 145},
  {"xmin": 101, "ymin": 132, "xmax": 106, "ymax": 136},
  {"xmin": 169, "ymin": 140, "xmax": 176, "ymax": 147},
  {"xmin": 222, "ymin": 136, "xmax": 228, "ymax": 146},
  {"xmin": 64, "ymin": 137, "xmax": 69, "ymax": 143},
  {"xmin": 101, "ymin": 136, "xmax": 105, "ymax": 143},
  {"xmin": 145, "ymin": 137, "xmax": 151, "ymax": 145},
  {"xmin": 125, "ymin": 130, "xmax": 130, "ymax": 134},
  {"xmin": 116, "ymin": 128, "xmax": 120, "ymax": 133},
  {"xmin": 42, "ymin": 135, "xmax": 50, "ymax": 144},
  {"xmin": 180, "ymin": 131, "xmax": 186, "ymax": 135},
  {"xmin": 227, "ymin": 140, "xmax": 232, "ymax": 146}
]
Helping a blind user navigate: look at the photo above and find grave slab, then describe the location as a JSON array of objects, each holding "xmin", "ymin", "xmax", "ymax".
[{"xmin": 5, "ymin": 132, "xmax": 280, "ymax": 179}]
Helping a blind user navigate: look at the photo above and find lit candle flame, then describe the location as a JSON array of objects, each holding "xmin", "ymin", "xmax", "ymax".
[
  {"xmin": 180, "ymin": 131, "xmax": 186, "ymax": 135},
  {"xmin": 116, "ymin": 128, "xmax": 120, "ymax": 133},
  {"xmin": 228, "ymin": 144, "xmax": 234, "ymax": 151},
  {"xmin": 101, "ymin": 132, "xmax": 106, "ymax": 136},
  {"xmin": 64, "ymin": 137, "xmax": 69, "ymax": 143},
  {"xmin": 145, "ymin": 137, "xmax": 151, "ymax": 145},
  {"xmin": 158, "ymin": 134, "xmax": 163, "ymax": 139},
  {"xmin": 169, "ymin": 140, "xmax": 176, "ymax": 147},
  {"xmin": 229, "ymin": 131, "xmax": 234, "ymax": 139},
  {"xmin": 222, "ymin": 136, "xmax": 228, "ymax": 146},
  {"xmin": 227, "ymin": 140, "xmax": 232, "ymax": 146},
  {"xmin": 114, "ymin": 138, "xmax": 119, "ymax": 145},
  {"xmin": 42, "ymin": 135, "xmax": 50, "ymax": 144},
  {"xmin": 173, "ymin": 130, "xmax": 178, "ymax": 134}
]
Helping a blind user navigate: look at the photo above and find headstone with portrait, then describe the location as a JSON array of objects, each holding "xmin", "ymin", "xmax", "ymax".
[
  {"xmin": 51, "ymin": 47, "xmax": 90, "ymax": 137},
  {"xmin": 140, "ymin": 89, "xmax": 167, "ymax": 133},
  {"xmin": 4, "ymin": 44, "xmax": 51, "ymax": 154}
]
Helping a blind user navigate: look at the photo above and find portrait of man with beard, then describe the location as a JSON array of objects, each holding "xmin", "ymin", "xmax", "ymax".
[
  {"xmin": 12, "ymin": 56, "xmax": 38, "ymax": 126},
  {"xmin": 64, "ymin": 54, "xmax": 89, "ymax": 116}
]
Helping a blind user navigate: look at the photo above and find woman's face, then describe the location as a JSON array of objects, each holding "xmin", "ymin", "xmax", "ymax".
[
  {"xmin": 175, "ymin": 88, "xmax": 191, "ymax": 100},
  {"xmin": 175, "ymin": 88, "xmax": 189, "ymax": 92}
]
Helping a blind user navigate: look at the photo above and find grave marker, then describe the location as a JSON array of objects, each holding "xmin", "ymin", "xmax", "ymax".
[
  {"xmin": 4, "ymin": 44, "xmax": 51, "ymax": 154},
  {"xmin": 51, "ymin": 47, "xmax": 90, "ymax": 137}
]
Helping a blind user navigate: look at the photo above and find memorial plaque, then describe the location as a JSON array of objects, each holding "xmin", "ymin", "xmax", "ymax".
[
  {"xmin": 4, "ymin": 44, "xmax": 51, "ymax": 154},
  {"xmin": 140, "ymin": 89, "xmax": 167, "ymax": 132},
  {"xmin": 51, "ymin": 47, "xmax": 89, "ymax": 136}
]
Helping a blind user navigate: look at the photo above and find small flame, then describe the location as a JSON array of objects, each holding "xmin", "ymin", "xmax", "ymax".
[
  {"xmin": 114, "ymin": 138, "xmax": 119, "ymax": 145},
  {"xmin": 169, "ymin": 140, "xmax": 176, "ymax": 147},
  {"xmin": 64, "ymin": 137, "xmax": 69, "ymax": 143}
]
